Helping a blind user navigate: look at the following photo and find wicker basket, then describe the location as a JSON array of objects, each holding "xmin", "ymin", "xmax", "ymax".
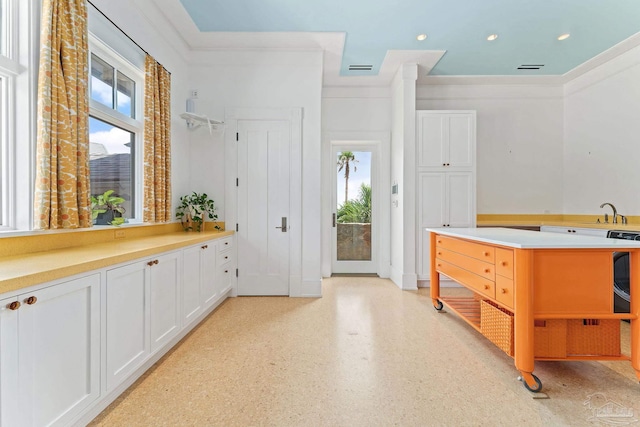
[
  {"xmin": 566, "ymin": 319, "xmax": 620, "ymax": 356},
  {"xmin": 480, "ymin": 300, "xmax": 514, "ymax": 356},
  {"xmin": 534, "ymin": 320, "xmax": 567, "ymax": 358}
]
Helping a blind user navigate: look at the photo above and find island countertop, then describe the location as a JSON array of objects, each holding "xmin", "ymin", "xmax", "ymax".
[{"xmin": 425, "ymin": 227, "xmax": 640, "ymax": 249}]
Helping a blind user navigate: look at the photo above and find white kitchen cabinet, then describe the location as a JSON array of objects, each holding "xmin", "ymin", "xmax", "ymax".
[
  {"xmin": 217, "ymin": 236, "xmax": 234, "ymax": 296},
  {"xmin": 417, "ymin": 111, "xmax": 475, "ymax": 169},
  {"xmin": 105, "ymin": 261, "xmax": 149, "ymax": 391},
  {"xmin": 149, "ymin": 250, "xmax": 181, "ymax": 353},
  {"xmin": 0, "ymin": 274, "xmax": 100, "ymax": 427},
  {"xmin": 417, "ymin": 172, "xmax": 475, "ymax": 280},
  {"xmin": 0, "ymin": 296, "xmax": 18, "ymax": 427},
  {"xmin": 201, "ymin": 241, "xmax": 218, "ymax": 308},
  {"xmin": 540, "ymin": 225, "xmax": 608, "ymax": 237},
  {"xmin": 182, "ymin": 244, "xmax": 204, "ymax": 327}
]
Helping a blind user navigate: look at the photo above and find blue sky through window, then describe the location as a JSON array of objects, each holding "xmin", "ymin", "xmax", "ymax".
[{"xmin": 337, "ymin": 151, "xmax": 371, "ymax": 206}]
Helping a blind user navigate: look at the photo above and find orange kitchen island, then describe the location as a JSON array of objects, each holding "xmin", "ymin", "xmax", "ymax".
[{"xmin": 427, "ymin": 227, "xmax": 640, "ymax": 392}]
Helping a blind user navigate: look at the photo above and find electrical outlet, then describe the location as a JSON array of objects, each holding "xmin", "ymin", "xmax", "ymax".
[
  {"xmin": 114, "ymin": 230, "xmax": 126, "ymax": 239},
  {"xmin": 190, "ymin": 89, "xmax": 198, "ymax": 99}
]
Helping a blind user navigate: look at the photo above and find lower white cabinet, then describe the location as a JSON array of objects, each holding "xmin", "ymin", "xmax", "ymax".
[
  {"xmin": 0, "ymin": 234, "xmax": 234, "ymax": 427},
  {"xmin": 417, "ymin": 171, "xmax": 475, "ymax": 280},
  {"xmin": 540, "ymin": 225, "xmax": 608, "ymax": 237},
  {"xmin": 105, "ymin": 261, "xmax": 150, "ymax": 392},
  {"xmin": 149, "ymin": 251, "xmax": 181, "ymax": 352},
  {"xmin": 217, "ymin": 237, "xmax": 234, "ymax": 295},
  {"xmin": 183, "ymin": 240, "xmax": 218, "ymax": 327},
  {"xmin": 1, "ymin": 274, "xmax": 100, "ymax": 427}
]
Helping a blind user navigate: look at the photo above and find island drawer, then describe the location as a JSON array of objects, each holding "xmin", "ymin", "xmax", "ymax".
[
  {"xmin": 435, "ymin": 236, "xmax": 495, "ymax": 263},
  {"xmin": 436, "ymin": 258, "xmax": 495, "ymax": 299},
  {"xmin": 495, "ymin": 248, "xmax": 514, "ymax": 279},
  {"xmin": 495, "ymin": 276, "xmax": 514, "ymax": 309},
  {"xmin": 435, "ymin": 247, "xmax": 495, "ymax": 281}
]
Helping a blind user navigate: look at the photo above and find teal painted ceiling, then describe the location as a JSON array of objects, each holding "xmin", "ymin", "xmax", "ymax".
[{"xmin": 179, "ymin": 0, "xmax": 640, "ymax": 76}]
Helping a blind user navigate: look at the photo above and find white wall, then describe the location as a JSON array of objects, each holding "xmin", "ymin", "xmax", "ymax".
[
  {"xmin": 416, "ymin": 84, "xmax": 565, "ymax": 214},
  {"xmin": 564, "ymin": 44, "xmax": 640, "ymax": 216},
  {"xmin": 188, "ymin": 50, "xmax": 323, "ymax": 293},
  {"xmin": 320, "ymin": 87, "xmax": 391, "ymax": 277},
  {"xmin": 91, "ymin": 0, "xmax": 193, "ymax": 215}
]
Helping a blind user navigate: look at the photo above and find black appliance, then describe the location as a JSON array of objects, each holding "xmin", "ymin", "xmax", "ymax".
[{"xmin": 606, "ymin": 230, "xmax": 637, "ymax": 314}]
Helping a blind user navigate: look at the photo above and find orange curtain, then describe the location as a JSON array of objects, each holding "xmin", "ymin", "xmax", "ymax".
[
  {"xmin": 143, "ymin": 55, "xmax": 171, "ymax": 222},
  {"xmin": 34, "ymin": 0, "xmax": 91, "ymax": 229}
]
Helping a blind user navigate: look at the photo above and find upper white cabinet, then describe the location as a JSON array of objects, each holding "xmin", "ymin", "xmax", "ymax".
[
  {"xmin": 0, "ymin": 274, "xmax": 100, "ymax": 427},
  {"xmin": 416, "ymin": 110, "xmax": 477, "ymax": 281},
  {"xmin": 417, "ymin": 111, "xmax": 475, "ymax": 169}
]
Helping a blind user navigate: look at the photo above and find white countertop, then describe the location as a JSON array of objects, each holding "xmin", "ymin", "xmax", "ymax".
[{"xmin": 425, "ymin": 227, "xmax": 640, "ymax": 249}]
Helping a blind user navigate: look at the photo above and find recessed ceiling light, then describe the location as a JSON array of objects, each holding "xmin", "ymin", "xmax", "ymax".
[
  {"xmin": 487, "ymin": 34, "xmax": 498, "ymax": 41},
  {"xmin": 558, "ymin": 33, "xmax": 570, "ymax": 41},
  {"xmin": 416, "ymin": 34, "xmax": 427, "ymax": 41}
]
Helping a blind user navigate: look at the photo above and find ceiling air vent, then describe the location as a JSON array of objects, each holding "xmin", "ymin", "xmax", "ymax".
[
  {"xmin": 348, "ymin": 64, "xmax": 373, "ymax": 71},
  {"xmin": 517, "ymin": 64, "xmax": 545, "ymax": 70}
]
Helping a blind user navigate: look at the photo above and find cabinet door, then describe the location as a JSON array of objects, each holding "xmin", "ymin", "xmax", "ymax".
[
  {"xmin": 201, "ymin": 241, "xmax": 218, "ymax": 308},
  {"xmin": 418, "ymin": 173, "xmax": 447, "ymax": 227},
  {"xmin": 19, "ymin": 274, "xmax": 100, "ymax": 427},
  {"xmin": 0, "ymin": 297, "xmax": 18, "ymax": 427},
  {"xmin": 106, "ymin": 261, "xmax": 149, "ymax": 391},
  {"xmin": 182, "ymin": 244, "xmax": 203, "ymax": 327},
  {"xmin": 150, "ymin": 251, "xmax": 181, "ymax": 352},
  {"xmin": 447, "ymin": 172, "xmax": 474, "ymax": 227},
  {"xmin": 417, "ymin": 113, "xmax": 446, "ymax": 168},
  {"xmin": 447, "ymin": 114, "xmax": 474, "ymax": 168}
]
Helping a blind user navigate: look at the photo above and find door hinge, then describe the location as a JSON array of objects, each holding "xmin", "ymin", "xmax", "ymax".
[
  {"xmin": 236, "ymin": 223, "xmax": 238, "ymax": 232},
  {"xmin": 236, "ymin": 132, "xmax": 239, "ymax": 141},
  {"xmin": 236, "ymin": 268, "xmax": 238, "ymax": 277},
  {"xmin": 236, "ymin": 178, "xmax": 239, "ymax": 187}
]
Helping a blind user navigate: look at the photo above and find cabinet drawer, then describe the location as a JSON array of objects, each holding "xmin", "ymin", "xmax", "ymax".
[
  {"xmin": 436, "ymin": 258, "xmax": 495, "ymax": 299},
  {"xmin": 496, "ymin": 248, "xmax": 514, "ymax": 279},
  {"xmin": 495, "ymin": 276, "xmax": 514, "ymax": 309},
  {"xmin": 217, "ymin": 250, "xmax": 232, "ymax": 266},
  {"xmin": 435, "ymin": 235, "xmax": 495, "ymax": 263},
  {"xmin": 217, "ymin": 237, "xmax": 233, "ymax": 252},
  {"xmin": 435, "ymin": 247, "xmax": 494, "ymax": 281}
]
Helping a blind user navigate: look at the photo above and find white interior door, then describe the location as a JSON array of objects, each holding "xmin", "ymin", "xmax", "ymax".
[
  {"xmin": 237, "ymin": 120, "xmax": 290, "ymax": 295},
  {"xmin": 331, "ymin": 144, "xmax": 378, "ymax": 274}
]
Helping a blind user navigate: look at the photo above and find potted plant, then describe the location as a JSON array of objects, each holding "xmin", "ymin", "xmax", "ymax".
[
  {"xmin": 91, "ymin": 190, "xmax": 126, "ymax": 226},
  {"xmin": 176, "ymin": 192, "xmax": 221, "ymax": 232}
]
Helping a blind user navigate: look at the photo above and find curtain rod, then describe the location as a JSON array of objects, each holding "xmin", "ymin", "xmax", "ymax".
[{"xmin": 86, "ymin": 0, "xmax": 171, "ymax": 75}]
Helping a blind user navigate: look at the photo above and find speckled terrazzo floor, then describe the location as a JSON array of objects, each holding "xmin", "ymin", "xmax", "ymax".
[{"xmin": 89, "ymin": 278, "xmax": 639, "ymax": 427}]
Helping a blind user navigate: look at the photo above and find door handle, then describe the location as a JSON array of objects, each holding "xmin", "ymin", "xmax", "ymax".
[
  {"xmin": 332, "ymin": 213, "xmax": 336, "ymax": 227},
  {"xmin": 276, "ymin": 217, "xmax": 288, "ymax": 232}
]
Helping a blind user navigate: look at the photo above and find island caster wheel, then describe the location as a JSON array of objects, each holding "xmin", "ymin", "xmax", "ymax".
[
  {"xmin": 522, "ymin": 374, "xmax": 542, "ymax": 393},
  {"xmin": 434, "ymin": 300, "xmax": 443, "ymax": 311}
]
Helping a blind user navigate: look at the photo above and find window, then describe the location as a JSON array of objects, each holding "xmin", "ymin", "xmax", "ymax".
[{"xmin": 89, "ymin": 37, "xmax": 143, "ymax": 224}]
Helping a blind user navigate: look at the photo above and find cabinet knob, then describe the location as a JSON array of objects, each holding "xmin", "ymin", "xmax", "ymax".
[
  {"xmin": 484, "ymin": 285, "xmax": 490, "ymax": 290},
  {"xmin": 501, "ymin": 261, "xmax": 507, "ymax": 266},
  {"xmin": 442, "ymin": 163, "xmax": 446, "ymax": 166},
  {"xmin": 147, "ymin": 261, "xmax": 154, "ymax": 266},
  {"xmin": 154, "ymin": 259, "xmax": 159, "ymax": 265},
  {"xmin": 225, "ymin": 242, "xmax": 229, "ymax": 246},
  {"xmin": 225, "ymin": 269, "xmax": 229, "ymax": 273},
  {"xmin": 483, "ymin": 252, "xmax": 489, "ymax": 256},
  {"xmin": 201, "ymin": 245, "xmax": 208, "ymax": 249},
  {"xmin": 484, "ymin": 268, "xmax": 490, "ymax": 273},
  {"xmin": 437, "ymin": 252, "xmax": 442, "ymax": 255},
  {"xmin": 501, "ymin": 288, "xmax": 507, "ymax": 294},
  {"xmin": 25, "ymin": 296, "xmax": 37, "ymax": 305},
  {"xmin": 225, "ymin": 256, "xmax": 229, "ymax": 260},
  {"xmin": 7, "ymin": 301, "xmax": 21, "ymax": 310}
]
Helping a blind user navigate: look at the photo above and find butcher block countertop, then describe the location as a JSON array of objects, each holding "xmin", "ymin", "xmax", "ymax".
[{"xmin": 0, "ymin": 222, "xmax": 233, "ymax": 295}]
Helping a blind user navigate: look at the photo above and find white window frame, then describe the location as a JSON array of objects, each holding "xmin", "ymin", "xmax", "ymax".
[
  {"xmin": 88, "ymin": 34, "xmax": 144, "ymax": 225},
  {"xmin": 0, "ymin": 0, "xmax": 22, "ymax": 231}
]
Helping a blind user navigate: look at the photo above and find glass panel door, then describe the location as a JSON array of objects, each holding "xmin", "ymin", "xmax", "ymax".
[{"xmin": 332, "ymin": 146, "xmax": 377, "ymax": 274}]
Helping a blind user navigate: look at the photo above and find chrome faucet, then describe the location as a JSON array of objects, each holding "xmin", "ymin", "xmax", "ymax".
[{"xmin": 600, "ymin": 202, "xmax": 618, "ymax": 224}]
